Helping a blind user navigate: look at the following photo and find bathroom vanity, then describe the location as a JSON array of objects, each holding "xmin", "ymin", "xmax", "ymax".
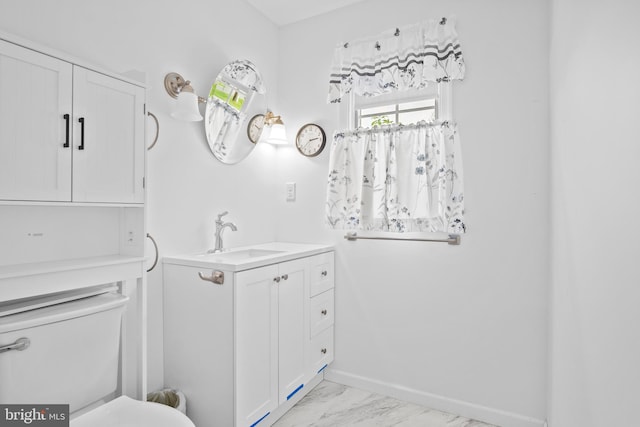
[{"xmin": 163, "ymin": 242, "xmax": 335, "ymax": 427}]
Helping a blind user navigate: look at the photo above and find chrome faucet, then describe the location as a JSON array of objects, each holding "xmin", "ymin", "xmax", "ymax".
[{"xmin": 210, "ymin": 211, "xmax": 237, "ymax": 253}]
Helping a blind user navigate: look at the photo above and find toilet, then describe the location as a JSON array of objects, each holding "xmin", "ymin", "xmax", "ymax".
[{"xmin": 0, "ymin": 288, "xmax": 195, "ymax": 427}]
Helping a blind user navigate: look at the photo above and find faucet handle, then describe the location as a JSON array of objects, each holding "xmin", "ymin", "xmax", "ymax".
[{"xmin": 217, "ymin": 211, "xmax": 229, "ymax": 221}]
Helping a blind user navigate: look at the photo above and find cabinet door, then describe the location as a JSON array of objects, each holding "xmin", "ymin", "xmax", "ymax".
[
  {"xmin": 0, "ymin": 40, "xmax": 72, "ymax": 201},
  {"xmin": 235, "ymin": 265, "xmax": 279, "ymax": 427},
  {"xmin": 277, "ymin": 258, "xmax": 307, "ymax": 404},
  {"xmin": 72, "ymin": 67, "xmax": 144, "ymax": 203}
]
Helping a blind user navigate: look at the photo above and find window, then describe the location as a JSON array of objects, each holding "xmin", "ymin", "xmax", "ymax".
[
  {"xmin": 357, "ymin": 98, "xmax": 436, "ymax": 127},
  {"xmin": 349, "ymin": 83, "xmax": 451, "ymax": 129}
]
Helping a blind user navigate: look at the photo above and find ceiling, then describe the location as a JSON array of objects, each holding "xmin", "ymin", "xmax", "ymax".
[{"xmin": 246, "ymin": 0, "xmax": 369, "ymax": 27}]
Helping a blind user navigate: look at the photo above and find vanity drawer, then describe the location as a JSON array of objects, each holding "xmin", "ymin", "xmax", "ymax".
[
  {"xmin": 309, "ymin": 289, "xmax": 334, "ymax": 337},
  {"xmin": 309, "ymin": 327, "xmax": 334, "ymax": 376},
  {"xmin": 308, "ymin": 252, "xmax": 334, "ymax": 297}
]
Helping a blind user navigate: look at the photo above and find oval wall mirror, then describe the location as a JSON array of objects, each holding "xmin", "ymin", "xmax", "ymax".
[{"xmin": 205, "ymin": 60, "xmax": 266, "ymax": 164}]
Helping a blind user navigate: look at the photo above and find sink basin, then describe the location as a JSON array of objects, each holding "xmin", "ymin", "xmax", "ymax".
[
  {"xmin": 198, "ymin": 248, "xmax": 285, "ymax": 262},
  {"xmin": 164, "ymin": 242, "xmax": 334, "ymax": 272}
]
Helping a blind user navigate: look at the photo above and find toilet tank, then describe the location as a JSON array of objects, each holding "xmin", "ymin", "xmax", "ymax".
[{"xmin": 0, "ymin": 292, "xmax": 129, "ymax": 412}]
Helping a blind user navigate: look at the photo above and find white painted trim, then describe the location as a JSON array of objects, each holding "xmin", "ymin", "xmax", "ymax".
[
  {"xmin": 325, "ymin": 369, "xmax": 545, "ymax": 427},
  {"xmin": 0, "ymin": 30, "xmax": 146, "ymax": 87},
  {"xmin": 263, "ymin": 373, "xmax": 324, "ymax": 426}
]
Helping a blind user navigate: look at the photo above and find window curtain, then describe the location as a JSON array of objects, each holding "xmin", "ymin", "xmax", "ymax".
[
  {"xmin": 326, "ymin": 122, "xmax": 465, "ymax": 234},
  {"xmin": 327, "ymin": 18, "xmax": 465, "ymax": 103}
]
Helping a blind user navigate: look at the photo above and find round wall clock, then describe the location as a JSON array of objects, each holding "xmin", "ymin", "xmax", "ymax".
[
  {"xmin": 295, "ymin": 123, "xmax": 326, "ymax": 157},
  {"xmin": 247, "ymin": 113, "xmax": 265, "ymax": 144}
]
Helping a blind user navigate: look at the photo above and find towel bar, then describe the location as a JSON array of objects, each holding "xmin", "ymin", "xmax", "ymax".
[{"xmin": 344, "ymin": 232, "xmax": 461, "ymax": 245}]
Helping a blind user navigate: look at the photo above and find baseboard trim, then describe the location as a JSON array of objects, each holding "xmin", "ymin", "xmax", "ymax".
[
  {"xmin": 263, "ymin": 373, "xmax": 324, "ymax": 426},
  {"xmin": 324, "ymin": 369, "xmax": 545, "ymax": 427}
]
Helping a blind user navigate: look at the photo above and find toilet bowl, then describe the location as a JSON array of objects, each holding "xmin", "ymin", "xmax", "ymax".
[{"xmin": 72, "ymin": 395, "xmax": 195, "ymax": 427}]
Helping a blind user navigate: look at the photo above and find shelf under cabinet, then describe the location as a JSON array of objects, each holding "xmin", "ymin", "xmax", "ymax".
[{"xmin": 0, "ymin": 255, "xmax": 146, "ymax": 302}]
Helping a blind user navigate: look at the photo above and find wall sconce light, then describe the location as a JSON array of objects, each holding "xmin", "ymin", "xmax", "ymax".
[
  {"xmin": 164, "ymin": 72, "xmax": 206, "ymax": 122},
  {"xmin": 264, "ymin": 111, "xmax": 288, "ymax": 145}
]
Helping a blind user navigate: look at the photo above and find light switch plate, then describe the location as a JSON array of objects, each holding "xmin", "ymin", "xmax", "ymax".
[{"xmin": 286, "ymin": 182, "xmax": 296, "ymax": 201}]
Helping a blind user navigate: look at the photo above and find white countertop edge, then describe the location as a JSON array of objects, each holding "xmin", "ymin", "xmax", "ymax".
[{"xmin": 162, "ymin": 242, "xmax": 335, "ymax": 272}]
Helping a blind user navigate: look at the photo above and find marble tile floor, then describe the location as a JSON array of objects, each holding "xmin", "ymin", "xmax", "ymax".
[{"xmin": 273, "ymin": 381, "xmax": 497, "ymax": 427}]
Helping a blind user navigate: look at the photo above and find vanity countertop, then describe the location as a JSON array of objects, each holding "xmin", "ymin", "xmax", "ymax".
[{"xmin": 163, "ymin": 242, "xmax": 334, "ymax": 272}]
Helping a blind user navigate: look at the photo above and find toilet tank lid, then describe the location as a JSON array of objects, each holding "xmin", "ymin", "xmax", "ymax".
[{"xmin": 0, "ymin": 293, "xmax": 129, "ymax": 334}]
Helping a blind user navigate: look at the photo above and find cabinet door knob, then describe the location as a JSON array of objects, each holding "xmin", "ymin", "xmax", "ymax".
[
  {"xmin": 274, "ymin": 277, "xmax": 281, "ymax": 283},
  {"xmin": 281, "ymin": 274, "xmax": 289, "ymax": 280},
  {"xmin": 321, "ymin": 270, "xmax": 328, "ymax": 277},
  {"xmin": 321, "ymin": 309, "xmax": 328, "ymax": 315},
  {"xmin": 321, "ymin": 348, "xmax": 327, "ymax": 354}
]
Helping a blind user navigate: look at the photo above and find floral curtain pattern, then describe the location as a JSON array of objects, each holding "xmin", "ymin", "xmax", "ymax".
[
  {"xmin": 327, "ymin": 18, "xmax": 465, "ymax": 103},
  {"xmin": 326, "ymin": 122, "xmax": 465, "ymax": 234}
]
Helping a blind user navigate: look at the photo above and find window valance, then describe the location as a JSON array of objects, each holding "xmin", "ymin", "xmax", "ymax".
[{"xmin": 327, "ymin": 18, "xmax": 465, "ymax": 103}]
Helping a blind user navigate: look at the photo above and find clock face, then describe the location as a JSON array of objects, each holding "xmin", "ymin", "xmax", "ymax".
[
  {"xmin": 247, "ymin": 114, "xmax": 265, "ymax": 144},
  {"xmin": 296, "ymin": 124, "xmax": 326, "ymax": 157}
]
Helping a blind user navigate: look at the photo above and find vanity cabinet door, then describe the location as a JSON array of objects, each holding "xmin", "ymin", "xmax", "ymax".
[
  {"xmin": 277, "ymin": 258, "xmax": 307, "ymax": 404},
  {"xmin": 72, "ymin": 67, "xmax": 145, "ymax": 203},
  {"xmin": 235, "ymin": 264, "xmax": 279, "ymax": 427},
  {"xmin": 0, "ymin": 39, "xmax": 73, "ymax": 202},
  {"xmin": 235, "ymin": 258, "xmax": 308, "ymax": 424}
]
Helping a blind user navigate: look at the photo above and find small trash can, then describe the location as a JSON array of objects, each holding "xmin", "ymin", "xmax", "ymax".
[{"xmin": 147, "ymin": 388, "xmax": 187, "ymax": 414}]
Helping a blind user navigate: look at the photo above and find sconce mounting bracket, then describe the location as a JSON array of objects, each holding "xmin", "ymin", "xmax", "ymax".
[{"xmin": 164, "ymin": 72, "xmax": 186, "ymax": 99}]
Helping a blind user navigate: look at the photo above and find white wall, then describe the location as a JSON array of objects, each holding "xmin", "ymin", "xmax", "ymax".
[
  {"xmin": 549, "ymin": 0, "xmax": 640, "ymax": 425},
  {"xmin": 6, "ymin": 0, "xmax": 640, "ymax": 424},
  {"xmin": 0, "ymin": 0, "xmax": 280, "ymax": 392},
  {"xmin": 275, "ymin": 1, "xmax": 550, "ymax": 426}
]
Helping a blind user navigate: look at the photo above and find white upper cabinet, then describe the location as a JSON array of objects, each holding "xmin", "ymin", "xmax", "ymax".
[
  {"xmin": 0, "ymin": 39, "xmax": 145, "ymax": 204},
  {"xmin": 0, "ymin": 39, "xmax": 73, "ymax": 202},
  {"xmin": 72, "ymin": 67, "xmax": 145, "ymax": 203}
]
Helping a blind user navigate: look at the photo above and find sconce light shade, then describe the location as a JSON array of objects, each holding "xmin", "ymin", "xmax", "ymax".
[
  {"xmin": 266, "ymin": 123, "xmax": 288, "ymax": 145},
  {"xmin": 264, "ymin": 111, "xmax": 288, "ymax": 145},
  {"xmin": 165, "ymin": 72, "xmax": 204, "ymax": 122},
  {"xmin": 171, "ymin": 91, "xmax": 203, "ymax": 122}
]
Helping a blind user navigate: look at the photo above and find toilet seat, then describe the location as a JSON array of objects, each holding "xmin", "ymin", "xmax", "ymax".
[{"xmin": 71, "ymin": 396, "xmax": 195, "ymax": 427}]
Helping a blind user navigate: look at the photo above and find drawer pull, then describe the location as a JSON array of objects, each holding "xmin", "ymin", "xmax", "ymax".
[
  {"xmin": 321, "ymin": 270, "xmax": 328, "ymax": 277},
  {"xmin": 281, "ymin": 274, "xmax": 289, "ymax": 280},
  {"xmin": 321, "ymin": 309, "xmax": 327, "ymax": 315},
  {"xmin": 321, "ymin": 348, "xmax": 327, "ymax": 354},
  {"xmin": 198, "ymin": 270, "xmax": 224, "ymax": 285},
  {"xmin": 274, "ymin": 277, "xmax": 281, "ymax": 283}
]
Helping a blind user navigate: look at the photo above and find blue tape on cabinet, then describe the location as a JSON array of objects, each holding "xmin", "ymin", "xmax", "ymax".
[
  {"xmin": 286, "ymin": 384, "xmax": 304, "ymax": 400},
  {"xmin": 250, "ymin": 412, "xmax": 270, "ymax": 427}
]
